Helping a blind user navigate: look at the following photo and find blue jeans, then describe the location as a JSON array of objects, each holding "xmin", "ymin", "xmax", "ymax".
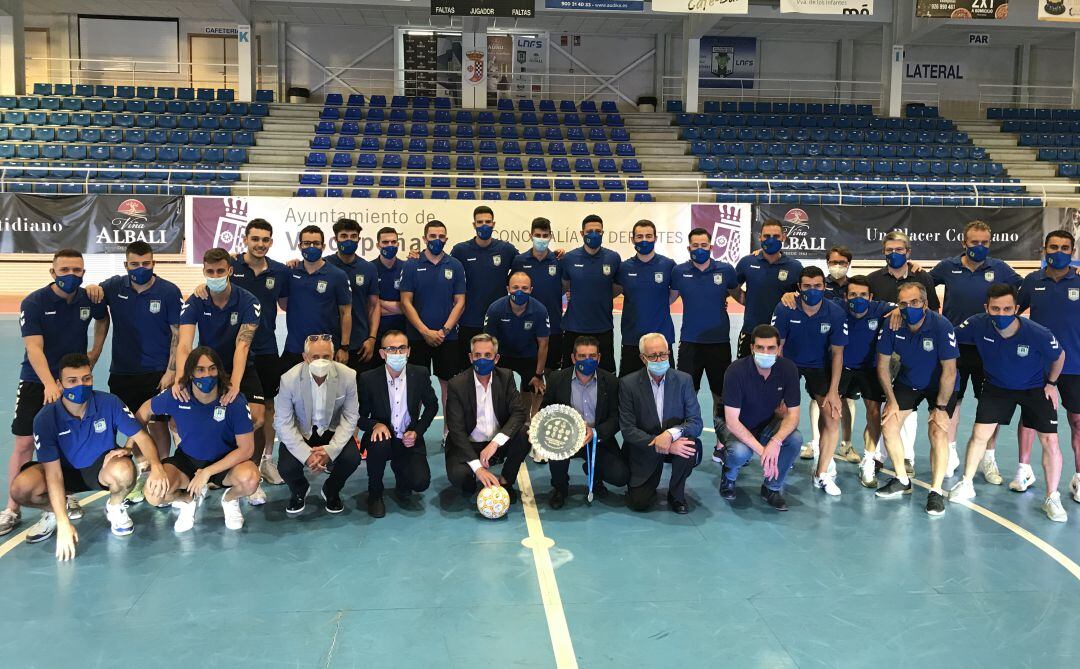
[{"xmin": 722, "ymin": 423, "xmax": 803, "ymax": 492}]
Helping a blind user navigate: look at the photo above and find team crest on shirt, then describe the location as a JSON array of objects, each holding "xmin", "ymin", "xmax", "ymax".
[
  {"xmin": 820, "ymin": 323, "xmax": 831, "ymax": 334},
  {"xmin": 713, "ymin": 274, "xmax": 723, "ymax": 285},
  {"xmin": 602, "ymin": 264, "xmax": 612, "ymax": 276},
  {"xmin": 265, "ymin": 277, "xmax": 275, "ymax": 290},
  {"xmin": 355, "ymin": 275, "xmax": 365, "ymax": 287},
  {"xmin": 654, "ymin": 272, "xmax": 663, "ymax": 284},
  {"xmin": 213, "ymin": 406, "xmax": 226, "ymax": 422},
  {"xmin": 149, "ymin": 300, "xmax": 161, "ymax": 314},
  {"xmin": 79, "ymin": 307, "xmax": 90, "ymax": 321},
  {"xmin": 229, "ymin": 312, "xmax": 239, "ymax": 326},
  {"xmin": 1069, "ymin": 288, "xmax": 1079, "ymax": 301},
  {"xmin": 394, "ymin": 278, "xmax": 402, "ymax": 289},
  {"xmin": 316, "ymin": 280, "xmax": 327, "ymax": 293},
  {"xmin": 1017, "ymin": 345, "xmax": 1030, "ymax": 357},
  {"xmin": 443, "ymin": 268, "xmax": 453, "ymax": 280},
  {"xmin": 777, "ymin": 270, "xmax": 789, "ymax": 282},
  {"xmin": 93, "ymin": 419, "xmax": 106, "ymax": 434},
  {"xmin": 548, "ymin": 265, "xmax": 557, "ymax": 276},
  {"xmin": 493, "ymin": 256, "xmax": 502, "ymax": 267},
  {"xmin": 984, "ymin": 271, "xmax": 995, "ymax": 282},
  {"xmin": 922, "ymin": 338, "xmax": 934, "ymax": 352},
  {"xmin": 868, "ymin": 319, "xmax": 879, "ymax": 331},
  {"xmin": 524, "ymin": 321, "xmax": 533, "ymax": 330}
]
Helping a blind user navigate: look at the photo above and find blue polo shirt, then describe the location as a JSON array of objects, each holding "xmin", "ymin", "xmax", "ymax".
[
  {"xmin": 955, "ymin": 314, "xmax": 1061, "ymax": 391},
  {"xmin": 824, "ymin": 276, "xmax": 848, "ymax": 303},
  {"xmin": 151, "ymin": 389, "xmax": 253, "ymax": 461},
  {"xmin": 876, "ymin": 311, "xmax": 959, "ymax": 391},
  {"xmin": 483, "ymin": 295, "xmax": 551, "ymax": 358},
  {"xmin": 19, "ymin": 284, "xmax": 108, "ymax": 382},
  {"xmin": 1019, "ymin": 268, "xmax": 1080, "ymax": 375},
  {"xmin": 280, "ymin": 261, "xmax": 352, "ymax": 354},
  {"xmin": 450, "ymin": 238, "xmax": 518, "ymax": 328},
  {"xmin": 373, "ymin": 255, "xmax": 406, "ymax": 333},
  {"xmin": 616, "ymin": 254, "xmax": 676, "ymax": 345},
  {"xmin": 722, "ymin": 356, "xmax": 801, "ymax": 434},
  {"xmin": 562, "ymin": 246, "xmax": 621, "ymax": 333},
  {"xmin": 930, "ymin": 255, "xmax": 1021, "ymax": 325},
  {"xmin": 511, "ymin": 250, "xmax": 564, "ymax": 335},
  {"xmin": 843, "ymin": 300, "xmax": 892, "ymax": 370},
  {"xmin": 735, "ymin": 253, "xmax": 803, "ymax": 332},
  {"xmin": 179, "ymin": 286, "xmax": 260, "ymax": 370},
  {"xmin": 33, "ymin": 391, "xmax": 142, "ymax": 469},
  {"xmin": 325, "ymin": 253, "xmax": 379, "ymax": 351},
  {"xmin": 398, "ymin": 253, "xmax": 467, "ymax": 341},
  {"xmin": 99, "ymin": 274, "xmax": 183, "ymax": 374},
  {"xmin": 671, "ymin": 260, "xmax": 738, "ymax": 344},
  {"xmin": 230, "ymin": 255, "xmax": 288, "ymax": 357},
  {"xmin": 771, "ymin": 299, "xmax": 848, "ymax": 369}
]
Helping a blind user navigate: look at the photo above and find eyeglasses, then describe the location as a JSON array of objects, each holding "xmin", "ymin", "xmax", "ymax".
[
  {"xmin": 298, "ymin": 241, "xmax": 323, "ymax": 249},
  {"xmin": 642, "ymin": 352, "xmax": 670, "ymax": 362},
  {"xmin": 306, "ymin": 334, "xmax": 333, "ymax": 342},
  {"xmin": 382, "ymin": 345, "xmax": 409, "ymax": 354}
]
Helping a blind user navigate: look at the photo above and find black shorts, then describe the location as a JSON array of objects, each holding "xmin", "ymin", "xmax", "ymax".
[
  {"xmin": 162, "ymin": 448, "xmax": 234, "ymax": 488},
  {"xmin": 560, "ymin": 330, "xmax": 615, "ymax": 373},
  {"xmin": 409, "ymin": 339, "xmax": 462, "ymax": 381},
  {"xmin": 799, "ymin": 367, "xmax": 832, "ymax": 399},
  {"xmin": 235, "ymin": 365, "xmax": 266, "ymax": 405},
  {"xmin": 11, "ymin": 380, "xmax": 45, "ymax": 437},
  {"xmin": 736, "ymin": 330, "xmax": 753, "ymax": 359},
  {"xmin": 838, "ymin": 367, "xmax": 885, "ymax": 402},
  {"xmin": 498, "ymin": 355, "xmax": 538, "ymax": 393},
  {"xmin": 545, "ymin": 333, "xmax": 563, "ymax": 371},
  {"xmin": 677, "ymin": 341, "xmax": 731, "ymax": 395},
  {"xmin": 976, "ymin": 382, "xmax": 1058, "ymax": 434},
  {"xmin": 892, "ymin": 383, "xmax": 959, "ymax": 415},
  {"xmin": 1060, "ymin": 374, "xmax": 1080, "ymax": 414},
  {"xmin": 108, "ymin": 371, "xmax": 164, "ymax": 417},
  {"xmin": 21, "ymin": 449, "xmax": 115, "ymax": 494},
  {"xmin": 253, "ymin": 353, "xmax": 283, "ymax": 400},
  {"xmin": 956, "ymin": 344, "xmax": 987, "ymax": 399},
  {"xmin": 347, "ymin": 347, "xmax": 383, "ymax": 375}
]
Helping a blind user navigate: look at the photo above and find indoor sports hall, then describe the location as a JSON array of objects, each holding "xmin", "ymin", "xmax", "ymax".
[{"xmin": 0, "ymin": 1, "xmax": 1079, "ymax": 668}]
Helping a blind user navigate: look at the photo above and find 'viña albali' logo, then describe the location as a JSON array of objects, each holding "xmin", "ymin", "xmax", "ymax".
[
  {"xmin": 782, "ymin": 208, "xmax": 827, "ymax": 252},
  {"xmin": 98, "ymin": 198, "xmax": 168, "ymax": 245}
]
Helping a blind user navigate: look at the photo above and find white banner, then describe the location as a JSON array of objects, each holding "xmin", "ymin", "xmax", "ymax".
[
  {"xmin": 651, "ymin": 0, "xmax": 748, "ymax": 15},
  {"xmin": 185, "ymin": 196, "xmax": 752, "ymax": 267},
  {"xmin": 1038, "ymin": 0, "xmax": 1080, "ymax": 22},
  {"xmin": 780, "ymin": 0, "xmax": 873, "ymax": 15}
]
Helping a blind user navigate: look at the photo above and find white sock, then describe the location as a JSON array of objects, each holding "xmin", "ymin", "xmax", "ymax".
[
  {"xmin": 948, "ymin": 441, "xmax": 957, "ymax": 451},
  {"xmin": 930, "ymin": 487, "xmax": 943, "ymax": 495},
  {"xmin": 982, "ymin": 451, "xmax": 996, "ymax": 464},
  {"xmin": 898, "ymin": 475, "xmax": 910, "ymax": 485}
]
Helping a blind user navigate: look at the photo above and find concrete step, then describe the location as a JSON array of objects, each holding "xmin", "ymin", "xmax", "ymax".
[
  {"xmin": 955, "ymin": 121, "xmax": 1001, "ymax": 132},
  {"xmin": 984, "ymin": 148, "xmax": 1036, "ymax": 161},
  {"xmin": 1004, "ymin": 164, "xmax": 1062, "ymax": 178}
]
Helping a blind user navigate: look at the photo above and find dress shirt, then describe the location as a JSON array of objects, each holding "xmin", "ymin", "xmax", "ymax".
[
  {"xmin": 570, "ymin": 373, "xmax": 597, "ymax": 427},
  {"xmin": 310, "ymin": 373, "xmax": 329, "ymax": 432},
  {"xmin": 649, "ymin": 373, "xmax": 683, "ymax": 441},
  {"xmin": 386, "ymin": 368, "xmax": 411, "ymax": 438},
  {"xmin": 468, "ymin": 373, "xmax": 510, "ymax": 472}
]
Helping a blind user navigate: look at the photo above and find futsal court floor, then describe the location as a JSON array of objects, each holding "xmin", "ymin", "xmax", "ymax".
[{"xmin": 0, "ymin": 313, "xmax": 1077, "ymax": 668}]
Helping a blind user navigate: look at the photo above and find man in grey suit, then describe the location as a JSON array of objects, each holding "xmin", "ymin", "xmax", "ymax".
[
  {"xmin": 619, "ymin": 333, "xmax": 703, "ymax": 514},
  {"xmin": 274, "ymin": 334, "xmax": 361, "ymax": 515}
]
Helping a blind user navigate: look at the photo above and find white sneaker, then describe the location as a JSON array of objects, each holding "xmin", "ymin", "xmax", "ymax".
[
  {"xmin": 980, "ymin": 457, "xmax": 1003, "ymax": 485},
  {"xmin": 222, "ymin": 496, "xmax": 244, "ymax": 530},
  {"xmin": 800, "ymin": 441, "xmax": 818, "ymax": 460},
  {"xmin": 949, "ymin": 478, "xmax": 976, "ymax": 503},
  {"xmin": 105, "ymin": 502, "xmax": 134, "ymax": 536},
  {"xmin": 0, "ymin": 508, "xmax": 20, "ymax": 536},
  {"xmin": 825, "ymin": 456, "xmax": 837, "ymax": 477},
  {"xmin": 859, "ymin": 454, "xmax": 878, "ymax": 488},
  {"xmin": 65, "ymin": 495, "xmax": 83, "ymax": 520},
  {"xmin": 1069, "ymin": 473, "xmax": 1080, "ymax": 503},
  {"xmin": 946, "ymin": 445, "xmax": 960, "ymax": 478},
  {"xmin": 1008, "ymin": 464, "xmax": 1037, "ymax": 493},
  {"xmin": 259, "ymin": 455, "xmax": 285, "ymax": 485},
  {"xmin": 1043, "ymin": 492, "xmax": 1068, "ymax": 523},
  {"xmin": 814, "ymin": 473, "xmax": 841, "ymax": 496},
  {"xmin": 25, "ymin": 512, "xmax": 57, "ymax": 543},
  {"xmin": 247, "ymin": 484, "xmax": 267, "ymax": 506},
  {"xmin": 172, "ymin": 498, "xmax": 199, "ymax": 533},
  {"xmin": 838, "ymin": 441, "xmax": 861, "ymax": 464}
]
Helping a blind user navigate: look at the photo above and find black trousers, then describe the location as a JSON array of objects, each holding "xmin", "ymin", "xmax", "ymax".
[
  {"xmin": 619, "ymin": 345, "xmax": 675, "ymax": 378},
  {"xmin": 445, "ymin": 433, "xmax": 530, "ymax": 495},
  {"xmin": 627, "ymin": 439, "xmax": 702, "ymax": 511},
  {"xmin": 677, "ymin": 341, "xmax": 732, "ymax": 396},
  {"xmin": 459, "ymin": 325, "xmax": 484, "ymax": 367},
  {"xmin": 362, "ymin": 434, "xmax": 431, "ymax": 497},
  {"xmin": 277, "ymin": 428, "xmax": 363, "ymax": 497},
  {"xmin": 548, "ymin": 438, "xmax": 629, "ymax": 493},
  {"xmin": 561, "ymin": 329, "xmax": 615, "ymax": 373}
]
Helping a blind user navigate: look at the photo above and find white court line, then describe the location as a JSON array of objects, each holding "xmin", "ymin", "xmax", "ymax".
[
  {"xmin": 0, "ymin": 491, "xmax": 109, "ymax": 559},
  {"xmin": 516, "ymin": 466, "xmax": 579, "ymax": 669}
]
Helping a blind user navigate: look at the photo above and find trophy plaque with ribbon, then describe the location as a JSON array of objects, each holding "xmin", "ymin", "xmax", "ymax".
[{"xmin": 529, "ymin": 404, "xmax": 587, "ymax": 462}]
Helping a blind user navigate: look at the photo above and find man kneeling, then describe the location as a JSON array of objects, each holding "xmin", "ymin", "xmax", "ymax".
[{"xmin": 11, "ymin": 353, "xmax": 166, "ymax": 560}]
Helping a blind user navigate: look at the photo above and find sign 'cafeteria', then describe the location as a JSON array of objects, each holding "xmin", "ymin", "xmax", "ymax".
[{"xmin": 430, "ymin": 0, "xmax": 534, "ymax": 17}]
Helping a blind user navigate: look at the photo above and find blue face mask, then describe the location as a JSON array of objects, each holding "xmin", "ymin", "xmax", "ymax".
[
  {"xmin": 385, "ymin": 353, "xmax": 408, "ymax": 372},
  {"xmin": 532, "ymin": 237, "xmax": 550, "ymax": 253},
  {"xmin": 990, "ymin": 314, "xmax": 1016, "ymax": 330},
  {"xmin": 583, "ymin": 231, "xmax": 603, "ymax": 249},
  {"xmin": 427, "ymin": 238, "xmax": 446, "ymax": 255},
  {"xmin": 509, "ymin": 289, "xmax": 529, "ymax": 306},
  {"xmin": 690, "ymin": 248, "xmax": 711, "ymax": 264},
  {"xmin": 206, "ymin": 276, "xmax": 229, "ymax": 293},
  {"xmin": 634, "ymin": 240, "xmax": 655, "ymax": 256},
  {"xmin": 753, "ymin": 353, "xmax": 777, "ymax": 369},
  {"xmin": 192, "ymin": 376, "xmax": 218, "ymax": 393},
  {"xmin": 62, "ymin": 384, "xmax": 92, "ymax": 404},
  {"xmin": 301, "ymin": 246, "xmax": 323, "ymax": 263},
  {"xmin": 847, "ymin": 297, "xmax": 870, "ymax": 314},
  {"xmin": 475, "ymin": 224, "xmax": 494, "ymax": 241},
  {"xmin": 800, "ymin": 288, "xmax": 824, "ymax": 306},
  {"xmin": 646, "ymin": 359, "xmax": 669, "ymax": 377},
  {"xmin": 966, "ymin": 244, "xmax": 989, "ymax": 263},
  {"xmin": 380, "ymin": 245, "xmax": 398, "ymax": 260},
  {"xmin": 338, "ymin": 239, "xmax": 358, "ymax": 256},
  {"xmin": 54, "ymin": 273, "xmax": 83, "ymax": 294},
  {"xmin": 761, "ymin": 236, "xmax": 783, "ymax": 255},
  {"xmin": 902, "ymin": 306, "xmax": 924, "ymax": 324},
  {"xmin": 885, "ymin": 251, "xmax": 908, "ymax": 269},
  {"xmin": 472, "ymin": 357, "xmax": 496, "ymax": 376},
  {"xmin": 128, "ymin": 266, "xmax": 153, "ymax": 285},
  {"xmin": 1046, "ymin": 251, "xmax": 1072, "ymax": 270},
  {"xmin": 574, "ymin": 358, "xmax": 599, "ymax": 376}
]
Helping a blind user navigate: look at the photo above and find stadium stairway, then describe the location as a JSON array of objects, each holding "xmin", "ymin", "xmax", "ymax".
[{"xmin": 954, "ymin": 117, "xmax": 1080, "ymax": 201}]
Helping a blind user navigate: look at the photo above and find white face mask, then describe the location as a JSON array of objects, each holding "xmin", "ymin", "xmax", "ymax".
[
  {"xmin": 308, "ymin": 358, "xmax": 332, "ymax": 377},
  {"xmin": 828, "ymin": 264, "xmax": 849, "ymax": 280}
]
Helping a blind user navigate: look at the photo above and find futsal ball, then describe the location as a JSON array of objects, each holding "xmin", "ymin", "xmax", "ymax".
[{"xmin": 477, "ymin": 485, "xmax": 510, "ymax": 519}]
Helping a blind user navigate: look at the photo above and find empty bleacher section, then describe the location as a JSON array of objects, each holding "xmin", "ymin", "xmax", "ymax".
[{"xmin": 984, "ymin": 107, "xmax": 1080, "ymax": 186}]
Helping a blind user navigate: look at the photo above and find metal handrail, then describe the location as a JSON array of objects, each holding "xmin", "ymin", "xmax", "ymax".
[
  {"xmin": 977, "ymin": 84, "xmax": 1076, "ymax": 114},
  {"xmin": 25, "ymin": 57, "xmax": 278, "ymax": 92},
  {"xmin": 661, "ymin": 76, "xmax": 942, "ymax": 113}
]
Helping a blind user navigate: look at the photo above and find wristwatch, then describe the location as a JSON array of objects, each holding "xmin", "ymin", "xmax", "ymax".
[
  {"xmin": 934, "ymin": 403, "xmax": 949, "ymax": 412},
  {"xmin": 338, "ymin": 344, "xmax": 349, "ymax": 352},
  {"xmin": 1046, "ymin": 379, "xmax": 1058, "ymax": 386},
  {"xmin": 440, "ymin": 326, "xmax": 451, "ymax": 335}
]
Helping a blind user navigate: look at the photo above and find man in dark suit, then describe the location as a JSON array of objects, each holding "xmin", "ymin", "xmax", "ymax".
[
  {"xmin": 619, "ymin": 333, "xmax": 703, "ymax": 514},
  {"xmin": 444, "ymin": 333, "xmax": 529, "ymax": 503},
  {"xmin": 357, "ymin": 330, "xmax": 439, "ymax": 518},
  {"xmin": 541, "ymin": 335, "xmax": 627, "ymax": 509}
]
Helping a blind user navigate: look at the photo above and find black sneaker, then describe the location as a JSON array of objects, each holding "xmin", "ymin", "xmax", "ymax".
[
  {"xmin": 875, "ymin": 477, "xmax": 913, "ymax": 499},
  {"xmin": 712, "ymin": 446, "xmax": 725, "ymax": 464},
  {"xmin": 286, "ymin": 490, "xmax": 307, "ymax": 515},
  {"xmin": 759, "ymin": 485, "xmax": 788, "ymax": 511},
  {"xmin": 925, "ymin": 491, "xmax": 946, "ymax": 517},
  {"xmin": 322, "ymin": 488, "xmax": 344, "ymax": 514},
  {"xmin": 719, "ymin": 473, "xmax": 736, "ymax": 501}
]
